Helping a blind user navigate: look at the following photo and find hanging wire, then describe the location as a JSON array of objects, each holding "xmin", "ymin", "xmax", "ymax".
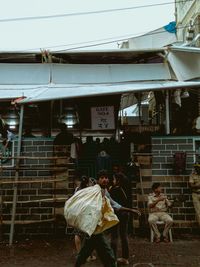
[
  {"xmin": 0, "ymin": 22, "xmax": 199, "ymax": 55},
  {"xmin": 0, "ymin": 0, "xmax": 191, "ymax": 23}
]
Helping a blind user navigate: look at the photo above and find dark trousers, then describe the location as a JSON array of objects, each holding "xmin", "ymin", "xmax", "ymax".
[
  {"xmin": 75, "ymin": 233, "xmax": 116, "ymax": 267},
  {"xmin": 110, "ymin": 213, "xmax": 129, "ymax": 259}
]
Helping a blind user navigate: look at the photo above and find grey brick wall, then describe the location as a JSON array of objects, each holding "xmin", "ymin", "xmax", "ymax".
[
  {"xmin": 151, "ymin": 136, "xmax": 198, "ymax": 231},
  {"xmin": 152, "ymin": 136, "xmax": 194, "ymax": 176},
  {"xmin": 1, "ymin": 136, "xmax": 199, "ymax": 239},
  {"xmin": 0, "ymin": 138, "xmax": 75, "ymax": 239}
]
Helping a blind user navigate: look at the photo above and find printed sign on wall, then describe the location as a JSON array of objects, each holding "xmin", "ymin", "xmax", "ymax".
[{"xmin": 91, "ymin": 106, "xmax": 115, "ymax": 130}]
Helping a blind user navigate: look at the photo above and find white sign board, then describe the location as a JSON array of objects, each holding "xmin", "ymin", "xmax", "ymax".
[{"xmin": 91, "ymin": 106, "xmax": 115, "ymax": 130}]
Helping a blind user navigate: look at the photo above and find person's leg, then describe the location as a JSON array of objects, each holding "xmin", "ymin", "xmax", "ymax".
[
  {"xmin": 160, "ymin": 212, "xmax": 173, "ymax": 240},
  {"xmin": 148, "ymin": 213, "xmax": 160, "ymax": 241},
  {"xmin": 119, "ymin": 214, "xmax": 129, "ymax": 260},
  {"xmin": 192, "ymin": 193, "xmax": 200, "ymax": 226},
  {"xmin": 110, "ymin": 224, "xmax": 119, "ymax": 259},
  {"xmin": 128, "ymin": 212, "xmax": 134, "ymax": 236},
  {"xmin": 74, "ymin": 235, "xmax": 81, "ymax": 253},
  {"xmin": 75, "ymin": 236, "xmax": 95, "ymax": 267},
  {"xmin": 94, "ymin": 233, "xmax": 117, "ymax": 267}
]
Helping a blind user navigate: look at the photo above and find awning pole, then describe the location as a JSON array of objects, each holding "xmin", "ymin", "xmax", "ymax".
[
  {"xmin": 165, "ymin": 91, "xmax": 170, "ymax": 135},
  {"xmin": 9, "ymin": 104, "xmax": 24, "ymax": 246},
  {"xmin": 50, "ymin": 101, "xmax": 53, "ymax": 137}
]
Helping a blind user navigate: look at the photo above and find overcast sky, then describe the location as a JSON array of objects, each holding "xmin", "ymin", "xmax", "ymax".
[{"xmin": 0, "ymin": 0, "xmax": 175, "ymax": 52}]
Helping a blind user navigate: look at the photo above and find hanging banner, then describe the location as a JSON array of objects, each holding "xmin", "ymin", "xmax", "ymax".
[{"xmin": 91, "ymin": 106, "xmax": 115, "ymax": 130}]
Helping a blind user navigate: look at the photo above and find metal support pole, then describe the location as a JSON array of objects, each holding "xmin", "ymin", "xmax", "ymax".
[
  {"xmin": 165, "ymin": 91, "xmax": 170, "ymax": 135},
  {"xmin": 50, "ymin": 100, "xmax": 53, "ymax": 137},
  {"xmin": 139, "ymin": 168, "xmax": 147, "ymax": 224},
  {"xmin": 9, "ymin": 104, "xmax": 24, "ymax": 246}
]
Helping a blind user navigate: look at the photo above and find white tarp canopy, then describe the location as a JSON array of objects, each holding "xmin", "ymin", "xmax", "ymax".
[
  {"xmin": 0, "ymin": 46, "xmax": 199, "ymax": 104},
  {"xmin": 0, "ymin": 62, "xmax": 171, "ymax": 85},
  {"xmin": 18, "ymin": 80, "xmax": 200, "ymax": 103},
  {"xmin": 167, "ymin": 46, "xmax": 200, "ymax": 81},
  {"xmin": 120, "ymin": 24, "xmax": 176, "ymax": 50}
]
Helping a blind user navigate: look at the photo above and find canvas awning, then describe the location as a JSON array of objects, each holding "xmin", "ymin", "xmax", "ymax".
[
  {"xmin": 120, "ymin": 22, "xmax": 177, "ymax": 50},
  {"xmin": 0, "ymin": 46, "xmax": 199, "ymax": 104},
  {"xmin": 166, "ymin": 46, "xmax": 200, "ymax": 81},
  {"xmin": 15, "ymin": 80, "xmax": 200, "ymax": 104}
]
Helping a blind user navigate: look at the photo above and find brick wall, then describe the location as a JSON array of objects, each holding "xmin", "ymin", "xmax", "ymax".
[
  {"xmin": 133, "ymin": 136, "xmax": 199, "ymax": 233},
  {"xmin": 1, "ymin": 136, "xmax": 199, "ymax": 240},
  {"xmin": 151, "ymin": 136, "xmax": 198, "ymax": 232},
  {"xmin": 0, "ymin": 138, "xmax": 75, "ymax": 239}
]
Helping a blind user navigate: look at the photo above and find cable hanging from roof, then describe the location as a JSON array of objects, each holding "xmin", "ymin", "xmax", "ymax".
[
  {"xmin": 0, "ymin": 0, "xmax": 192, "ymax": 23},
  {"xmin": 1, "ymin": 21, "xmax": 199, "ymax": 55},
  {"xmin": 40, "ymin": 22, "xmax": 200, "ymax": 52}
]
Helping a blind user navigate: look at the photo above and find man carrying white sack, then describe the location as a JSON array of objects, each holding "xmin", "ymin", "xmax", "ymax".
[{"xmin": 64, "ymin": 169, "xmax": 140, "ymax": 267}]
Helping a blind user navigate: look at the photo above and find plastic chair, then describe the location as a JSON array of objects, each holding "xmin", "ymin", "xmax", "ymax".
[{"xmin": 150, "ymin": 221, "xmax": 173, "ymax": 242}]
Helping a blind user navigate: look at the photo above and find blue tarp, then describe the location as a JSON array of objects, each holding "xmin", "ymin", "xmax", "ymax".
[{"xmin": 164, "ymin": 21, "xmax": 176, "ymax": 34}]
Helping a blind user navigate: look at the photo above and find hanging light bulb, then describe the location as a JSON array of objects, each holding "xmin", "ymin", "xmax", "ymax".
[
  {"xmin": 58, "ymin": 107, "xmax": 78, "ymax": 128},
  {"xmin": 2, "ymin": 108, "xmax": 19, "ymax": 129}
]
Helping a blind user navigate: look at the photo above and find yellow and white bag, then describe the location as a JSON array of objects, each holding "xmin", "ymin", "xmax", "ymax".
[
  {"xmin": 64, "ymin": 184, "xmax": 103, "ymax": 236},
  {"xmin": 94, "ymin": 196, "xmax": 119, "ymax": 235},
  {"xmin": 64, "ymin": 184, "xmax": 119, "ymax": 236}
]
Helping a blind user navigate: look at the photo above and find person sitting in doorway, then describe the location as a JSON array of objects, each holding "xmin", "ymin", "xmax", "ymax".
[
  {"xmin": 1, "ymin": 124, "xmax": 15, "ymax": 150},
  {"xmin": 148, "ymin": 182, "xmax": 173, "ymax": 243}
]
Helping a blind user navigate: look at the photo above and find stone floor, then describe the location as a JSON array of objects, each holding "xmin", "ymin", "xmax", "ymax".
[{"xmin": 0, "ymin": 234, "xmax": 200, "ymax": 267}]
